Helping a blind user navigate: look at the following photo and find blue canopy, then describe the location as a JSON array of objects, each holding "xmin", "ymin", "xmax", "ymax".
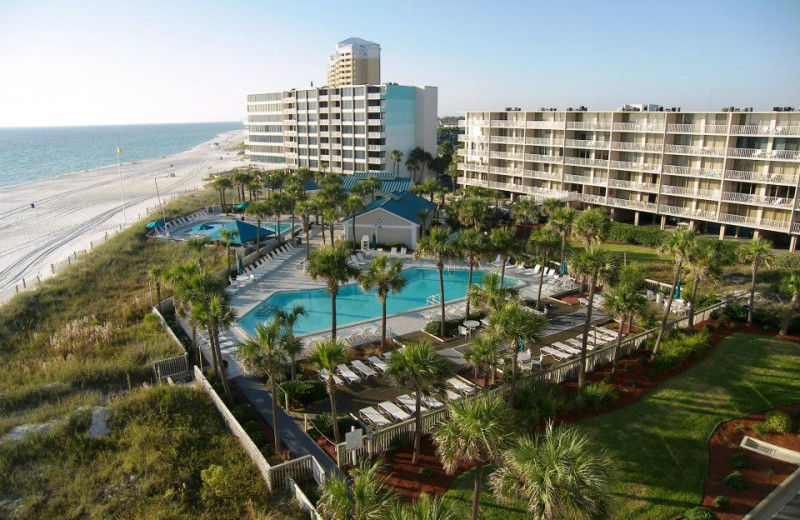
[
  {"xmin": 145, "ymin": 220, "xmax": 165, "ymax": 229},
  {"xmin": 191, "ymin": 223, "xmax": 214, "ymax": 232},
  {"xmin": 235, "ymin": 201, "xmax": 250, "ymax": 210},
  {"xmin": 673, "ymin": 280, "xmax": 681, "ymax": 299},
  {"xmin": 202, "ymin": 220, "xmax": 275, "ymax": 245}
]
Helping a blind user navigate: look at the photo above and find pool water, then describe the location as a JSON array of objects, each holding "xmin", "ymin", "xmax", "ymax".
[{"xmin": 239, "ymin": 267, "xmax": 519, "ymax": 336}]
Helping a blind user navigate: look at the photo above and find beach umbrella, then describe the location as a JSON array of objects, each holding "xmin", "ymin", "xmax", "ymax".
[
  {"xmin": 673, "ymin": 280, "xmax": 681, "ymax": 299},
  {"xmin": 372, "ymin": 233, "xmax": 377, "ymax": 249},
  {"xmin": 191, "ymin": 223, "xmax": 214, "ymax": 233},
  {"xmin": 145, "ymin": 220, "xmax": 165, "ymax": 229},
  {"xmin": 237, "ymin": 256, "xmax": 244, "ymax": 275},
  {"xmin": 561, "ymin": 259, "xmax": 568, "ymax": 275},
  {"xmin": 235, "ymin": 201, "xmax": 249, "ymax": 211}
]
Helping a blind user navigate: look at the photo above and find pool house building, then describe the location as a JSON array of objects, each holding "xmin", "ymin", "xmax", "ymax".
[{"xmin": 341, "ymin": 190, "xmax": 435, "ymax": 249}]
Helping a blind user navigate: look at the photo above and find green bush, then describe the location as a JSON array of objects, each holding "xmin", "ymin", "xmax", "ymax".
[
  {"xmin": 731, "ymin": 452, "xmax": 751, "ymax": 469},
  {"xmin": 231, "ymin": 403, "xmax": 259, "ymax": 423},
  {"xmin": 723, "ymin": 302, "xmax": 748, "ymax": 322},
  {"xmin": 713, "ymin": 495, "xmax": 731, "ymax": 510},
  {"xmin": 624, "ymin": 363, "xmax": 635, "ymax": 373},
  {"xmin": 652, "ymin": 332, "xmax": 710, "ymax": 370},
  {"xmin": 753, "ymin": 422, "xmax": 768, "ymax": 435},
  {"xmin": 701, "ymin": 325, "xmax": 713, "ymax": 334},
  {"xmin": 637, "ymin": 356, "xmax": 649, "ymax": 366},
  {"xmin": 630, "ymin": 379, "xmax": 639, "ymax": 388},
  {"xmin": 602, "ymin": 375, "xmax": 613, "ymax": 383},
  {"xmin": 608, "ymin": 222, "xmax": 666, "ymax": 247},
  {"xmin": 278, "ymin": 379, "xmax": 327, "ymax": 407},
  {"xmin": 424, "ymin": 318, "xmax": 461, "ymax": 338},
  {"xmin": 723, "ymin": 471, "xmax": 747, "ymax": 490},
  {"xmin": 418, "ymin": 467, "xmax": 433, "ymax": 478},
  {"xmin": 684, "ymin": 506, "xmax": 719, "ymax": 520},
  {"xmin": 249, "ymin": 431, "xmax": 268, "ymax": 448},
  {"xmin": 242, "ymin": 420, "xmax": 261, "ymax": 435},
  {"xmin": 513, "ymin": 382, "xmax": 569, "ymax": 427},
  {"xmin": 573, "ymin": 382, "xmax": 618, "ymax": 412},
  {"xmin": 765, "ymin": 411, "xmax": 793, "ymax": 434},
  {"xmin": 646, "ymin": 369, "xmax": 655, "ymax": 378},
  {"xmin": 310, "ymin": 413, "xmax": 356, "ymax": 440}
]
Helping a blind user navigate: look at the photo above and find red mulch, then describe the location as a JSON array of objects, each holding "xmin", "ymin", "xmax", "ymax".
[
  {"xmin": 701, "ymin": 404, "xmax": 800, "ymax": 519},
  {"xmin": 375, "ymin": 321, "xmax": 800, "ymax": 500}
]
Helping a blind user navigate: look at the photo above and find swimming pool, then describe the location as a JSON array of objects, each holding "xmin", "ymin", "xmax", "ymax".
[{"xmin": 239, "ymin": 267, "xmax": 520, "ymax": 336}]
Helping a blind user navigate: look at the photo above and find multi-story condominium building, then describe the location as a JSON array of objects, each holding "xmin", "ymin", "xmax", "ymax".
[
  {"xmin": 327, "ymin": 38, "xmax": 381, "ymax": 88},
  {"xmin": 246, "ymin": 84, "xmax": 437, "ymax": 177},
  {"xmin": 458, "ymin": 107, "xmax": 800, "ymax": 250}
]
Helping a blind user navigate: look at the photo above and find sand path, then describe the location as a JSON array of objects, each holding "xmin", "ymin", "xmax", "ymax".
[{"xmin": 0, "ymin": 129, "xmax": 246, "ymax": 303}]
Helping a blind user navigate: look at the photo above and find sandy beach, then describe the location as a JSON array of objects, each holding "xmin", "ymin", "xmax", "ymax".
[{"xmin": 0, "ymin": 129, "xmax": 246, "ymax": 303}]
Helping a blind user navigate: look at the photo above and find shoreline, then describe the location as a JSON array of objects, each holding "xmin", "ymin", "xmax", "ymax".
[{"xmin": 0, "ymin": 128, "xmax": 247, "ymax": 304}]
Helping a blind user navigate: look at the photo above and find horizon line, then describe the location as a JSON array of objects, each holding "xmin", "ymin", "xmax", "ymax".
[{"xmin": 0, "ymin": 120, "xmax": 245, "ymax": 129}]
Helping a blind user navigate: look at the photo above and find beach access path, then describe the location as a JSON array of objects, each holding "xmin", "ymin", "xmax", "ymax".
[{"xmin": 0, "ymin": 129, "xmax": 246, "ymax": 304}]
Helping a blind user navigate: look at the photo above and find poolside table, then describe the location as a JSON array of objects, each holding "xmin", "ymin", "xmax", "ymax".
[{"xmin": 463, "ymin": 320, "xmax": 480, "ymax": 336}]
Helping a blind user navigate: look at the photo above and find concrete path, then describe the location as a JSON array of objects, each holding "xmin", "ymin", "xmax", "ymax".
[
  {"xmin": 234, "ymin": 375, "xmax": 341, "ymax": 477},
  {"xmin": 543, "ymin": 306, "xmax": 610, "ymax": 338}
]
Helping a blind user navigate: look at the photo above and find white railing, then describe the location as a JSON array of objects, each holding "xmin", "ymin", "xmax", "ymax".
[
  {"xmin": 771, "ymin": 149, "xmax": 800, "ymax": 160},
  {"xmin": 564, "ymin": 157, "xmax": 608, "ymax": 167},
  {"xmin": 566, "ymin": 122, "xmax": 612, "ymax": 131},
  {"xmin": 153, "ymin": 353, "xmax": 189, "ymax": 382},
  {"xmin": 527, "ymin": 120, "xmax": 564, "ymax": 129},
  {"xmin": 565, "ymin": 139, "xmax": 609, "ymax": 149},
  {"xmin": 614, "ymin": 122, "xmax": 665, "ymax": 132},
  {"xmin": 664, "ymin": 144, "xmax": 726, "ymax": 157},
  {"xmin": 721, "ymin": 192, "xmax": 794, "ymax": 206},
  {"xmin": 666, "ymin": 124, "xmax": 729, "ymax": 134},
  {"xmin": 793, "ymin": 222, "xmax": 800, "ymax": 234},
  {"xmin": 607, "ymin": 197, "xmax": 657, "ymax": 210},
  {"xmin": 727, "ymin": 148, "xmax": 768, "ymax": 159},
  {"xmin": 718, "ymin": 213, "xmax": 758, "ymax": 226},
  {"xmin": 525, "ymin": 153, "xmax": 562, "ymax": 163},
  {"xmin": 489, "ymin": 166, "xmax": 525, "ymax": 175},
  {"xmin": 759, "ymin": 218, "xmax": 791, "ymax": 231},
  {"xmin": 662, "ymin": 164, "xmax": 722, "ymax": 178},
  {"xmin": 609, "ymin": 160, "xmax": 662, "ymax": 173},
  {"xmin": 491, "ymin": 151, "xmax": 525, "ymax": 160},
  {"xmin": 526, "ymin": 137, "xmax": 561, "ymax": 146},
  {"xmin": 581, "ymin": 193, "xmax": 607, "ymax": 204},
  {"xmin": 563, "ymin": 174, "xmax": 590, "ymax": 184},
  {"xmin": 526, "ymin": 169, "xmax": 561, "ymax": 180},
  {"xmin": 724, "ymin": 170, "xmax": 799, "ymax": 184},
  {"xmin": 492, "ymin": 136, "xmax": 526, "ymax": 145},
  {"xmin": 458, "ymin": 163, "xmax": 489, "ymax": 173},
  {"xmin": 610, "ymin": 142, "xmax": 664, "ymax": 152},
  {"xmin": 464, "ymin": 119, "xmax": 489, "ymax": 127},
  {"xmin": 728, "ymin": 125, "xmax": 800, "ymax": 136},
  {"xmin": 607, "ymin": 179, "xmax": 659, "ymax": 191},
  {"xmin": 491, "ymin": 120, "xmax": 526, "ymax": 128}
]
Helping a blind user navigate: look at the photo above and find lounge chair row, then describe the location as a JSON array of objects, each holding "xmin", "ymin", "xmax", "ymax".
[
  {"xmin": 165, "ymin": 209, "xmax": 209, "ymax": 230},
  {"xmin": 227, "ymin": 243, "xmax": 299, "ymax": 293},
  {"xmin": 540, "ymin": 327, "xmax": 625, "ymax": 362}
]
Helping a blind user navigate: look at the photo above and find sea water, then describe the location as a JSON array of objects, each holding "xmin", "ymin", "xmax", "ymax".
[{"xmin": 0, "ymin": 122, "xmax": 242, "ymax": 188}]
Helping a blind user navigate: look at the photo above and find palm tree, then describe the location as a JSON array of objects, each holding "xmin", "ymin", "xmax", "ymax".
[
  {"xmin": 237, "ymin": 319, "xmax": 288, "ymax": 456},
  {"xmin": 148, "ymin": 264, "xmax": 165, "ymax": 314},
  {"xmin": 270, "ymin": 191, "xmax": 293, "ymax": 244},
  {"xmin": 526, "ymin": 228, "xmax": 561, "ymax": 310},
  {"xmin": 409, "ymin": 147, "xmax": 433, "ymax": 183},
  {"xmin": 652, "ymin": 229, "xmax": 696, "ymax": 358},
  {"xmin": 405, "ymin": 158, "xmax": 419, "ymax": 184},
  {"xmin": 362, "ymin": 175, "xmax": 383, "ymax": 202},
  {"xmin": 457, "ymin": 198, "xmax": 492, "ymax": 231},
  {"xmin": 318, "ymin": 457, "xmax": 395, "ymax": 520},
  {"xmin": 539, "ymin": 198, "xmax": 562, "ymax": 221},
  {"xmin": 214, "ymin": 176, "xmax": 232, "ymax": 212},
  {"xmin": 547, "ymin": 207, "xmax": 577, "ymax": 265},
  {"xmin": 463, "ymin": 330, "xmax": 503, "ymax": 388},
  {"xmin": 185, "ymin": 237, "xmax": 211, "ymax": 267},
  {"xmin": 416, "ymin": 209, "xmax": 430, "ymax": 236},
  {"xmin": 454, "ymin": 229, "xmax": 487, "ymax": 319},
  {"xmin": 306, "ymin": 241, "xmax": 361, "ymax": 340},
  {"xmin": 570, "ymin": 246, "xmax": 618, "ymax": 386},
  {"xmin": 737, "ymin": 237, "xmax": 774, "ymax": 326},
  {"xmin": 390, "ymin": 149, "xmax": 403, "ymax": 176},
  {"xmin": 490, "ymin": 301, "xmax": 545, "ymax": 399},
  {"xmin": 273, "ymin": 304, "xmax": 308, "ymax": 380},
  {"xmin": 386, "ymin": 340, "xmax": 451, "ymax": 465},
  {"xmin": 168, "ymin": 263, "xmax": 224, "ymax": 367},
  {"xmin": 193, "ymin": 293, "xmax": 237, "ymax": 399},
  {"xmin": 433, "ymin": 393, "xmax": 516, "ymax": 520},
  {"xmin": 685, "ymin": 240, "xmax": 720, "ymax": 330},
  {"xmin": 307, "ymin": 338, "xmax": 349, "ymax": 443},
  {"xmin": 232, "ymin": 170, "xmax": 249, "ymax": 203},
  {"xmin": 510, "ymin": 197, "xmax": 538, "ymax": 228},
  {"xmin": 779, "ymin": 273, "xmax": 800, "ymax": 335},
  {"xmin": 388, "ymin": 494, "xmax": 457, "ymax": 520},
  {"xmin": 296, "ymin": 199, "xmax": 314, "ymax": 259},
  {"xmin": 468, "ymin": 272, "xmax": 519, "ymax": 315},
  {"xmin": 286, "ymin": 178, "xmax": 305, "ymax": 240},
  {"xmin": 343, "ymin": 195, "xmax": 366, "ymax": 247},
  {"xmin": 416, "ymin": 227, "xmax": 457, "ymax": 337},
  {"xmin": 602, "ymin": 271, "xmax": 647, "ymax": 374},
  {"xmin": 572, "ymin": 207, "xmax": 610, "ymax": 247},
  {"xmin": 246, "ymin": 200, "xmax": 272, "ymax": 253},
  {"xmin": 324, "ymin": 207, "xmax": 339, "ymax": 244},
  {"xmin": 219, "ymin": 229, "xmax": 239, "ymax": 280},
  {"xmin": 445, "ymin": 161, "xmax": 459, "ymax": 193},
  {"xmin": 490, "ymin": 422, "xmax": 615, "ymax": 520},
  {"xmin": 359, "ymin": 256, "xmax": 408, "ymax": 350},
  {"xmin": 489, "ymin": 227, "xmax": 521, "ymax": 284}
]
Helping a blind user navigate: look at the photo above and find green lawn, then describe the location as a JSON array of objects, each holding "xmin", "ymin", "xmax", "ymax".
[
  {"xmin": 443, "ymin": 333, "xmax": 800, "ymax": 519},
  {"xmin": 569, "ymin": 241, "xmax": 674, "ymax": 283}
]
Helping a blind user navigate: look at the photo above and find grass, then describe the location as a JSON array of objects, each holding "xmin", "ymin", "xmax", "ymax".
[
  {"xmin": 569, "ymin": 241, "xmax": 674, "ymax": 283},
  {"xmin": 442, "ymin": 333, "xmax": 800, "ymax": 519}
]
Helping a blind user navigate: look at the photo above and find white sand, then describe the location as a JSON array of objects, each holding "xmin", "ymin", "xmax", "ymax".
[{"xmin": 0, "ymin": 129, "xmax": 246, "ymax": 303}]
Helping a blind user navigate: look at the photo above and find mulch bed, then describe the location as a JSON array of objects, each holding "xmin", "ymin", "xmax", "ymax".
[{"xmin": 701, "ymin": 404, "xmax": 800, "ymax": 520}]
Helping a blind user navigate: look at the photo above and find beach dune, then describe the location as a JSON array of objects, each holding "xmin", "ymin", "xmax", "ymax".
[{"xmin": 0, "ymin": 129, "xmax": 246, "ymax": 304}]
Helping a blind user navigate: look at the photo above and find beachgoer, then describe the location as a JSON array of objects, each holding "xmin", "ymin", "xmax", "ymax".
[{"xmin": 30, "ymin": 203, "xmax": 35, "ymax": 209}]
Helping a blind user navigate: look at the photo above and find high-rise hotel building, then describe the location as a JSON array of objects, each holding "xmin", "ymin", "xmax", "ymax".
[
  {"xmin": 327, "ymin": 38, "xmax": 381, "ymax": 88},
  {"xmin": 458, "ymin": 107, "xmax": 800, "ymax": 250}
]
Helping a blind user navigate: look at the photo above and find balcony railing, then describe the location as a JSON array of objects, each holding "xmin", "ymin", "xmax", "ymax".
[
  {"xmin": 614, "ymin": 122, "xmax": 665, "ymax": 132},
  {"xmin": 666, "ymin": 124, "xmax": 729, "ymax": 134},
  {"xmin": 659, "ymin": 205, "xmax": 718, "ymax": 220},
  {"xmin": 564, "ymin": 157, "xmax": 608, "ymax": 167},
  {"xmin": 759, "ymin": 218, "xmax": 791, "ymax": 231},
  {"xmin": 610, "ymin": 142, "xmax": 664, "ymax": 152},
  {"xmin": 608, "ymin": 179, "xmax": 659, "ymax": 192},
  {"xmin": 729, "ymin": 125, "xmax": 800, "ymax": 136},
  {"xmin": 564, "ymin": 174, "xmax": 606, "ymax": 185},
  {"xmin": 491, "ymin": 120, "xmax": 526, "ymax": 128},
  {"xmin": 607, "ymin": 197, "xmax": 657, "ymax": 211},
  {"xmin": 490, "ymin": 151, "xmax": 525, "ymax": 160},
  {"xmin": 526, "ymin": 170, "xmax": 561, "ymax": 181},
  {"xmin": 724, "ymin": 170, "xmax": 798, "ymax": 184},
  {"xmin": 460, "ymin": 134, "xmax": 489, "ymax": 143},
  {"xmin": 492, "ymin": 136, "xmax": 525, "ymax": 145},
  {"xmin": 566, "ymin": 122, "xmax": 612, "ymax": 131},
  {"xmin": 661, "ymin": 164, "xmax": 722, "ymax": 179},
  {"xmin": 718, "ymin": 213, "xmax": 758, "ymax": 226},
  {"xmin": 564, "ymin": 139, "xmax": 610, "ymax": 149},
  {"xmin": 660, "ymin": 185, "xmax": 720, "ymax": 199},
  {"xmin": 526, "ymin": 120, "xmax": 564, "ymax": 129},
  {"xmin": 721, "ymin": 192, "xmax": 795, "ymax": 207},
  {"xmin": 728, "ymin": 148, "xmax": 800, "ymax": 160},
  {"xmin": 664, "ymin": 144, "xmax": 726, "ymax": 157},
  {"xmin": 463, "ymin": 119, "xmax": 489, "ymax": 127},
  {"xmin": 457, "ymin": 163, "xmax": 489, "ymax": 173},
  {"xmin": 526, "ymin": 137, "xmax": 561, "ymax": 146},
  {"xmin": 609, "ymin": 160, "xmax": 662, "ymax": 173},
  {"xmin": 793, "ymin": 222, "xmax": 800, "ymax": 234},
  {"xmin": 525, "ymin": 153, "xmax": 562, "ymax": 164},
  {"xmin": 489, "ymin": 166, "xmax": 525, "ymax": 175},
  {"xmin": 581, "ymin": 193, "xmax": 607, "ymax": 204}
]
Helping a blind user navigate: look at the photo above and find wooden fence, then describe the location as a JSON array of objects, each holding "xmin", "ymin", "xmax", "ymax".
[{"xmin": 336, "ymin": 299, "xmax": 730, "ymax": 461}]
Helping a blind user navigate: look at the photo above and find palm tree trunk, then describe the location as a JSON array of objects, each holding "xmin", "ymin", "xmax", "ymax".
[
  {"xmin": 413, "ymin": 391, "xmax": 422, "ymax": 465},
  {"xmin": 328, "ymin": 380, "xmax": 340, "ymax": 444},
  {"xmin": 290, "ymin": 354, "xmax": 296, "ymax": 381},
  {"xmin": 536, "ymin": 253, "xmax": 547, "ymax": 310},
  {"xmin": 155, "ymin": 282, "xmax": 162, "ymax": 315},
  {"xmin": 305, "ymin": 226, "xmax": 310, "ymax": 259},
  {"xmin": 472, "ymin": 461, "xmax": 483, "ymax": 520},
  {"xmin": 255, "ymin": 218, "xmax": 261, "ymax": 253},
  {"xmin": 465, "ymin": 261, "xmax": 474, "ymax": 319},
  {"xmin": 483, "ymin": 365, "xmax": 490, "ymax": 389},
  {"xmin": 748, "ymin": 262, "xmax": 758, "ymax": 326},
  {"xmin": 780, "ymin": 295, "xmax": 798, "ymax": 335},
  {"xmin": 291, "ymin": 213, "xmax": 296, "ymax": 239},
  {"xmin": 276, "ymin": 214, "xmax": 282, "ymax": 244},
  {"xmin": 578, "ymin": 278, "xmax": 596, "ymax": 387},
  {"xmin": 612, "ymin": 319, "xmax": 623, "ymax": 374},
  {"xmin": 192, "ymin": 326, "xmax": 200, "ymax": 368},
  {"xmin": 688, "ymin": 274, "xmax": 700, "ymax": 331},
  {"xmin": 271, "ymin": 375, "xmax": 282, "ymax": 459},
  {"xmin": 329, "ymin": 221, "xmax": 334, "ymax": 244},
  {"xmin": 214, "ymin": 328, "xmax": 232, "ymax": 399},
  {"xmin": 351, "ymin": 216, "xmax": 357, "ymax": 247},
  {"xmin": 226, "ymin": 246, "xmax": 231, "ymax": 280},
  {"xmin": 500, "ymin": 255, "xmax": 507, "ymax": 285},
  {"xmin": 652, "ymin": 261, "xmax": 682, "ymax": 358},
  {"xmin": 330, "ymin": 288, "xmax": 338, "ymax": 340},
  {"xmin": 381, "ymin": 298, "xmax": 387, "ymax": 351},
  {"xmin": 560, "ymin": 235, "xmax": 566, "ymax": 265},
  {"xmin": 207, "ymin": 325, "xmax": 220, "ymax": 380},
  {"xmin": 438, "ymin": 263, "xmax": 446, "ymax": 337},
  {"xmin": 510, "ymin": 347, "xmax": 519, "ymax": 399}
]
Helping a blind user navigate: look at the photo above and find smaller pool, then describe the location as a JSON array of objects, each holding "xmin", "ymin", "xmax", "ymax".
[{"xmin": 239, "ymin": 267, "xmax": 520, "ymax": 336}]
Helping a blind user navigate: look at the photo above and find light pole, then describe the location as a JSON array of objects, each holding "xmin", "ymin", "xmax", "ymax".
[{"xmin": 154, "ymin": 175, "xmax": 169, "ymax": 238}]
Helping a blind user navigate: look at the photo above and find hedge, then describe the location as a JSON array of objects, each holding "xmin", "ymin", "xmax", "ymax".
[{"xmin": 608, "ymin": 222, "xmax": 666, "ymax": 247}]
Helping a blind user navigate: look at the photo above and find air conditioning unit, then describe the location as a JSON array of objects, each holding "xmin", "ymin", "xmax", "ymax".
[{"xmin": 773, "ymin": 107, "xmax": 782, "ymax": 112}]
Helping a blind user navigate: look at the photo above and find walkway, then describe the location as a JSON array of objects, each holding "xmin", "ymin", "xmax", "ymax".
[
  {"xmin": 543, "ymin": 306, "xmax": 610, "ymax": 338},
  {"xmin": 234, "ymin": 375, "xmax": 341, "ymax": 477}
]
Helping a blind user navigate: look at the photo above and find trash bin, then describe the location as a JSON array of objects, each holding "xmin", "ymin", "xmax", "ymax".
[
  {"xmin": 656, "ymin": 292, "xmax": 663, "ymax": 304},
  {"xmin": 296, "ymin": 237, "xmax": 303, "ymax": 246}
]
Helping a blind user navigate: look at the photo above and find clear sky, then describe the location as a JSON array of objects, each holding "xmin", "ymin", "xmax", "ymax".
[{"xmin": 1, "ymin": 0, "xmax": 798, "ymax": 127}]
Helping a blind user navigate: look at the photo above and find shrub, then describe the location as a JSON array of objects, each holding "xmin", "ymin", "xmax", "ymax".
[
  {"xmin": 573, "ymin": 382, "xmax": 618, "ymax": 412},
  {"xmin": 242, "ymin": 420, "xmax": 261, "ymax": 435},
  {"xmin": 735, "ymin": 423, "xmax": 746, "ymax": 431},
  {"xmin": 765, "ymin": 411, "xmax": 793, "ymax": 434},
  {"xmin": 424, "ymin": 318, "xmax": 461, "ymax": 338},
  {"xmin": 637, "ymin": 356, "xmax": 649, "ymax": 366},
  {"xmin": 418, "ymin": 467, "xmax": 433, "ymax": 478},
  {"xmin": 630, "ymin": 379, "xmax": 639, "ymax": 388},
  {"xmin": 729, "ymin": 321, "xmax": 739, "ymax": 329},
  {"xmin": 701, "ymin": 325, "xmax": 713, "ymax": 334},
  {"xmin": 731, "ymin": 452, "xmax": 751, "ymax": 469},
  {"xmin": 513, "ymin": 382, "xmax": 569, "ymax": 427},
  {"xmin": 249, "ymin": 431, "xmax": 268, "ymax": 448},
  {"xmin": 232, "ymin": 403, "xmax": 259, "ymax": 423},
  {"xmin": 608, "ymin": 222, "xmax": 666, "ymax": 247},
  {"xmin": 753, "ymin": 422, "xmax": 769, "ymax": 435},
  {"xmin": 309, "ymin": 413, "xmax": 356, "ymax": 440},
  {"xmin": 625, "ymin": 363, "xmax": 635, "ymax": 373},
  {"xmin": 646, "ymin": 369, "xmax": 655, "ymax": 378},
  {"xmin": 723, "ymin": 471, "xmax": 747, "ymax": 490},
  {"xmin": 794, "ymin": 410, "xmax": 800, "ymax": 422},
  {"xmin": 278, "ymin": 379, "xmax": 327, "ymax": 408},
  {"xmin": 652, "ymin": 332, "xmax": 710, "ymax": 370},
  {"xmin": 602, "ymin": 375, "xmax": 613, "ymax": 383},
  {"xmin": 713, "ymin": 495, "xmax": 731, "ymax": 510},
  {"xmin": 684, "ymin": 506, "xmax": 719, "ymax": 520},
  {"xmin": 723, "ymin": 302, "xmax": 747, "ymax": 323}
]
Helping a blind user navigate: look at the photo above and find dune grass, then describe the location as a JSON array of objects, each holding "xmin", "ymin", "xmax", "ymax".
[{"xmin": 443, "ymin": 333, "xmax": 800, "ymax": 519}]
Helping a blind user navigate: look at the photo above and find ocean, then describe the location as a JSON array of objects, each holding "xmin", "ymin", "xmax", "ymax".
[{"xmin": 0, "ymin": 122, "xmax": 243, "ymax": 188}]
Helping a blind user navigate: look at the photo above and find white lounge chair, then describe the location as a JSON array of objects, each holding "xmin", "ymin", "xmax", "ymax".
[
  {"xmin": 368, "ymin": 355, "xmax": 389, "ymax": 373},
  {"xmin": 444, "ymin": 389, "xmax": 462, "ymax": 401},
  {"xmin": 389, "ymin": 247, "xmax": 398, "ymax": 257},
  {"xmin": 337, "ymin": 364, "xmax": 362, "ymax": 384},
  {"xmin": 397, "ymin": 394, "xmax": 427, "ymax": 413},
  {"xmin": 414, "ymin": 392, "xmax": 444, "ymax": 409},
  {"xmin": 541, "ymin": 346, "xmax": 571, "ymax": 360},
  {"xmin": 351, "ymin": 359, "xmax": 377, "ymax": 378},
  {"xmin": 399, "ymin": 246, "xmax": 407, "ymax": 258},
  {"xmin": 359, "ymin": 406, "xmax": 391, "ymax": 427},
  {"xmin": 447, "ymin": 377, "xmax": 477, "ymax": 395},
  {"xmin": 319, "ymin": 369, "xmax": 344, "ymax": 386},
  {"xmin": 377, "ymin": 401, "xmax": 411, "ymax": 421},
  {"xmin": 552, "ymin": 342, "xmax": 581, "ymax": 355}
]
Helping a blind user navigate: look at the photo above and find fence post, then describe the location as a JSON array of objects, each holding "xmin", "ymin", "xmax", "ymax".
[
  {"xmin": 51, "ymin": 264, "xmax": 54, "ymax": 274},
  {"xmin": 15, "ymin": 284, "xmax": 19, "ymax": 294},
  {"xmin": 22, "ymin": 278, "xmax": 26, "ymax": 288}
]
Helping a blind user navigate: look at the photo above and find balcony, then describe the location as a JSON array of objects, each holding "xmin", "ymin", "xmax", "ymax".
[
  {"xmin": 664, "ymin": 144, "xmax": 726, "ymax": 157},
  {"xmin": 660, "ymin": 185, "xmax": 720, "ymax": 199},
  {"xmin": 464, "ymin": 119, "xmax": 489, "ymax": 127},
  {"xmin": 489, "ymin": 165, "xmax": 525, "ymax": 175},
  {"xmin": 367, "ymin": 105, "xmax": 382, "ymax": 113},
  {"xmin": 660, "ymin": 205, "xmax": 718, "ymax": 220},
  {"xmin": 661, "ymin": 164, "xmax": 721, "ymax": 179},
  {"xmin": 721, "ymin": 192, "xmax": 795, "ymax": 207},
  {"xmin": 609, "ymin": 160, "xmax": 661, "ymax": 173},
  {"xmin": 490, "ymin": 151, "xmax": 524, "ymax": 160},
  {"xmin": 367, "ymin": 132, "xmax": 384, "ymax": 139},
  {"xmin": 581, "ymin": 193, "xmax": 607, "ymax": 204},
  {"xmin": 526, "ymin": 120, "xmax": 564, "ymax": 130},
  {"xmin": 368, "ymin": 156, "xmax": 383, "ymax": 164},
  {"xmin": 461, "ymin": 134, "xmax": 490, "ymax": 143},
  {"xmin": 526, "ymin": 170, "xmax": 561, "ymax": 181},
  {"xmin": 458, "ymin": 163, "xmax": 489, "ymax": 173},
  {"xmin": 491, "ymin": 136, "xmax": 526, "ymax": 145},
  {"xmin": 491, "ymin": 120, "xmax": 526, "ymax": 128},
  {"xmin": 727, "ymin": 148, "xmax": 800, "ymax": 160},
  {"xmin": 666, "ymin": 124, "xmax": 728, "ymax": 134},
  {"xmin": 759, "ymin": 218, "xmax": 791, "ymax": 232},
  {"xmin": 793, "ymin": 222, "xmax": 800, "ymax": 234},
  {"xmin": 367, "ymin": 92, "xmax": 382, "ymax": 100},
  {"xmin": 565, "ymin": 139, "xmax": 610, "ymax": 149},
  {"xmin": 607, "ymin": 197, "xmax": 657, "ymax": 211},
  {"xmin": 564, "ymin": 174, "xmax": 607, "ymax": 186},
  {"xmin": 564, "ymin": 157, "xmax": 608, "ymax": 167},
  {"xmin": 525, "ymin": 153, "xmax": 562, "ymax": 164},
  {"xmin": 608, "ymin": 179, "xmax": 659, "ymax": 192},
  {"xmin": 526, "ymin": 137, "xmax": 561, "ymax": 146},
  {"xmin": 610, "ymin": 142, "xmax": 664, "ymax": 153},
  {"xmin": 614, "ymin": 122, "xmax": 665, "ymax": 132},
  {"xmin": 718, "ymin": 213, "xmax": 758, "ymax": 226},
  {"xmin": 566, "ymin": 122, "xmax": 612, "ymax": 131},
  {"xmin": 367, "ymin": 145, "xmax": 384, "ymax": 152},
  {"xmin": 729, "ymin": 125, "xmax": 800, "ymax": 136},
  {"xmin": 724, "ymin": 170, "xmax": 799, "ymax": 184}
]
